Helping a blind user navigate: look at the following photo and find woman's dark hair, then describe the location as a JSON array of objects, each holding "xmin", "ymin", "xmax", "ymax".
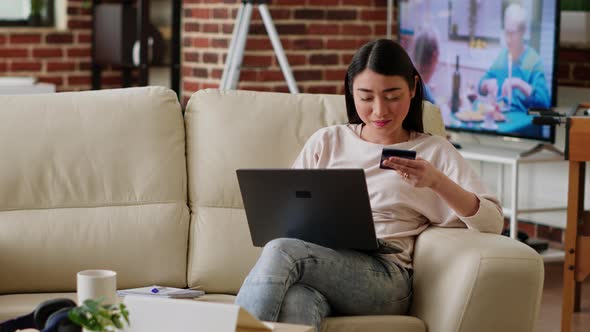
[{"xmin": 345, "ymin": 39, "xmax": 424, "ymax": 133}]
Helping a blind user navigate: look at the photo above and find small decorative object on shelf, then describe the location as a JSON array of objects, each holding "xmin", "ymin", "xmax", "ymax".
[{"xmin": 68, "ymin": 298, "xmax": 130, "ymax": 332}]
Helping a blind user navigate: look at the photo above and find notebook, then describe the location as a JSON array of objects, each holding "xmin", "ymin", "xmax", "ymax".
[{"xmin": 117, "ymin": 285, "xmax": 204, "ymax": 299}]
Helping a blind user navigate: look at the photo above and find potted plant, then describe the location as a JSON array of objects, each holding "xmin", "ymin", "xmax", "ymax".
[
  {"xmin": 29, "ymin": 0, "xmax": 44, "ymax": 26},
  {"xmin": 68, "ymin": 299, "xmax": 130, "ymax": 332}
]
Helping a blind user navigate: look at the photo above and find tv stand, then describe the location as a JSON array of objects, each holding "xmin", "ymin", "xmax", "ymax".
[
  {"xmin": 458, "ymin": 143, "xmax": 566, "ymax": 241},
  {"xmin": 519, "ymin": 143, "xmax": 564, "ymax": 158}
]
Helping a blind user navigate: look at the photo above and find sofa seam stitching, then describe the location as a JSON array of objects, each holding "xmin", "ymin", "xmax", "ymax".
[{"xmin": 0, "ymin": 200, "xmax": 187, "ymax": 212}]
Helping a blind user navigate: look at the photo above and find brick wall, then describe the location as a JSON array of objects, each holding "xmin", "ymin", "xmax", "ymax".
[
  {"xmin": 181, "ymin": 0, "xmax": 392, "ymax": 104},
  {"xmin": 181, "ymin": 0, "xmax": 590, "ymax": 104},
  {"xmin": 0, "ymin": 0, "xmax": 122, "ymax": 91}
]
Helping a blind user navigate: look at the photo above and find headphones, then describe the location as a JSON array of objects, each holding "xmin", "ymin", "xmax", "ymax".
[{"xmin": 0, "ymin": 298, "xmax": 81, "ymax": 332}]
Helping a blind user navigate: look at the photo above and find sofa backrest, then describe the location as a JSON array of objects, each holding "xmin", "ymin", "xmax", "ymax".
[
  {"xmin": 0, "ymin": 86, "xmax": 189, "ymax": 294},
  {"xmin": 184, "ymin": 89, "xmax": 445, "ymax": 293}
]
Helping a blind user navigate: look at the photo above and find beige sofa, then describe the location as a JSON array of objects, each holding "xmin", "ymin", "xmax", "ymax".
[{"xmin": 0, "ymin": 87, "xmax": 544, "ymax": 332}]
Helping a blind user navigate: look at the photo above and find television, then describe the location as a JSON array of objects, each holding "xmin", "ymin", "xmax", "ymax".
[{"xmin": 399, "ymin": 0, "xmax": 560, "ymax": 143}]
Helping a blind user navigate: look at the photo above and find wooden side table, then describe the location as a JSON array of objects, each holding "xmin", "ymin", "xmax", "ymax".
[{"xmin": 561, "ymin": 116, "xmax": 590, "ymax": 332}]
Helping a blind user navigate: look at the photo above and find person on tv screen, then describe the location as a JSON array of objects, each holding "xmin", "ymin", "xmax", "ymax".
[
  {"xmin": 235, "ymin": 39, "xmax": 503, "ymax": 332},
  {"xmin": 478, "ymin": 3, "xmax": 550, "ymax": 113},
  {"xmin": 412, "ymin": 27, "xmax": 440, "ymax": 104}
]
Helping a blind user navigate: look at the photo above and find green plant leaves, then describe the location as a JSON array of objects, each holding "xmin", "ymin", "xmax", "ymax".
[{"xmin": 68, "ymin": 298, "xmax": 130, "ymax": 332}]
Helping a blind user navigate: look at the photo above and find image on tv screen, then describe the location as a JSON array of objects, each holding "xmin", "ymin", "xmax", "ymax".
[{"xmin": 399, "ymin": 0, "xmax": 559, "ymax": 142}]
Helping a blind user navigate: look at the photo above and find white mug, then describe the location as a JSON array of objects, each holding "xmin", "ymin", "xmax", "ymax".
[{"xmin": 77, "ymin": 270, "xmax": 117, "ymax": 305}]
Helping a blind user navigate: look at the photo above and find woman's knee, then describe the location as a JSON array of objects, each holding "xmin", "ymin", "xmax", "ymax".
[{"xmin": 262, "ymin": 238, "xmax": 308, "ymax": 259}]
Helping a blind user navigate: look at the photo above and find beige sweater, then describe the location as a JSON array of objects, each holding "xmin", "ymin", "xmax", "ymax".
[{"xmin": 292, "ymin": 124, "xmax": 504, "ymax": 268}]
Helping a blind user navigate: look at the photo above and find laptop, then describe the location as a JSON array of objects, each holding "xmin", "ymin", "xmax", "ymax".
[{"xmin": 236, "ymin": 169, "xmax": 382, "ymax": 251}]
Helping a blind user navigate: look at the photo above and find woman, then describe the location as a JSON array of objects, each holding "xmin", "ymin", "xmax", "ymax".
[{"xmin": 236, "ymin": 39, "xmax": 503, "ymax": 331}]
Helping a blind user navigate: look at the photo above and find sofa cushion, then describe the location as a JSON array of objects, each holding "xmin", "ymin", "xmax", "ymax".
[
  {"xmin": 184, "ymin": 89, "xmax": 445, "ymax": 294},
  {"xmin": 0, "ymin": 87, "xmax": 189, "ymax": 294}
]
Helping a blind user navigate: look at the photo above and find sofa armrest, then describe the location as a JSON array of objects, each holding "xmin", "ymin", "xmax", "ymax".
[{"xmin": 410, "ymin": 227, "xmax": 544, "ymax": 332}]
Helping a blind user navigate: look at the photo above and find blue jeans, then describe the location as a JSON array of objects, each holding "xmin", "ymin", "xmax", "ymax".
[{"xmin": 235, "ymin": 238, "xmax": 412, "ymax": 332}]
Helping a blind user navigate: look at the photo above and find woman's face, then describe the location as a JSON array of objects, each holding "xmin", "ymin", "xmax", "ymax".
[{"xmin": 352, "ymin": 69, "xmax": 416, "ymax": 143}]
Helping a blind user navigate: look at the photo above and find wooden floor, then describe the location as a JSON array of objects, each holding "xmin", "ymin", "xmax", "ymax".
[{"xmin": 536, "ymin": 262, "xmax": 590, "ymax": 332}]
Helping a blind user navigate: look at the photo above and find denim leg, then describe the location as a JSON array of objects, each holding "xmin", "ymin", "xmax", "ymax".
[
  {"xmin": 235, "ymin": 238, "xmax": 411, "ymax": 325},
  {"xmin": 277, "ymin": 283, "xmax": 330, "ymax": 332}
]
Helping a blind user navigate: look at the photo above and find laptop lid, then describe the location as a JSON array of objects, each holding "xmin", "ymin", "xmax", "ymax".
[{"xmin": 236, "ymin": 169, "xmax": 379, "ymax": 251}]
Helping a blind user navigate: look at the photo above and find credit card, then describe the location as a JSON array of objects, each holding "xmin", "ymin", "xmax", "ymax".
[{"xmin": 379, "ymin": 148, "xmax": 416, "ymax": 170}]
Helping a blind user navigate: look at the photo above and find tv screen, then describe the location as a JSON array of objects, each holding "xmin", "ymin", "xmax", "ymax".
[{"xmin": 399, "ymin": 0, "xmax": 559, "ymax": 143}]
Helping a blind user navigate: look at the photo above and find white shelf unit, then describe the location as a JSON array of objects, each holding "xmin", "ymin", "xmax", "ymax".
[{"xmin": 458, "ymin": 143, "xmax": 567, "ymax": 234}]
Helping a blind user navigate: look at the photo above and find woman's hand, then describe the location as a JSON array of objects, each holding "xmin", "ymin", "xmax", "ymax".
[
  {"xmin": 382, "ymin": 156, "xmax": 443, "ymax": 188},
  {"xmin": 501, "ymin": 77, "xmax": 532, "ymax": 97},
  {"xmin": 384, "ymin": 156, "xmax": 480, "ymax": 217}
]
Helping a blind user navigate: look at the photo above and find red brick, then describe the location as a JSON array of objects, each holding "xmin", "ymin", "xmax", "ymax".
[
  {"xmin": 273, "ymin": 0, "xmax": 304, "ymax": 5},
  {"xmin": 310, "ymin": 54, "xmax": 339, "ymax": 65},
  {"xmin": 341, "ymin": 53, "xmax": 355, "ymax": 65},
  {"xmin": 0, "ymin": 62, "xmax": 7, "ymax": 71},
  {"xmin": 212, "ymin": 8, "xmax": 228, "ymax": 19},
  {"xmin": 79, "ymin": 62, "xmax": 92, "ymax": 70},
  {"xmin": 308, "ymin": 24, "xmax": 339, "ymax": 35},
  {"xmin": 0, "ymin": 48, "xmax": 29, "ymax": 58},
  {"xmin": 9, "ymin": 34, "xmax": 42, "ymax": 44},
  {"xmin": 268, "ymin": 9, "xmax": 291, "ymax": 20},
  {"xmin": 326, "ymin": 10, "xmax": 357, "ymax": 20},
  {"xmin": 203, "ymin": 24, "xmax": 219, "ymax": 33},
  {"xmin": 288, "ymin": 54, "xmax": 307, "ymax": 66},
  {"xmin": 211, "ymin": 69, "xmax": 222, "ymax": 79},
  {"xmin": 308, "ymin": 85, "xmax": 338, "ymax": 94},
  {"xmin": 185, "ymin": 23, "xmax": 200, "ymax": 32},
  {"xmin": 183, "ymin": 81, "xmax": 199, "ymax": 92},
  {"xmin": 342, "ymin": 0, "xmax": 373, "ymax": 5},
  {"xmin": 189, "ymin": 8, "xmax": 210, "ymax": 19},
  {"xmin": 46, "ymin": 33, "xmax": 74, "ymax": 44},
  {"xmin": 342, "ymin": 25, "xmax": 372, "ymax": 36},
  {"xmin": 360, "ymin": 9, "xmax": 387, "ymax": 21},
  {"xmin": 294, "ymin": 9, "xmax": 324, "ymax": 20},
  {"xmin": 192, "ymin": 68, "xmax": 208, "ymax": 77},
  {"xmin": 68, "ymin": 19, "xmax": 92, "ymax": 29},
  {"xmin": 33, "ymin": 48, "xmax": 64, "ymax": 58},
  {"xmin": 292, "ymin": 39, "xmax": 323, "ymax": 50},
  {"xmin": 203, "ymin": 53, "xmax": 218, "ymax": 63},
  {"xmin": 327, "ymin": 39, "xmax": 366, "ymax": 50},
  {"xmin": 38, "ymin": 75, "xmax": 64, "ymax": 86},
  {"xmin": 240, "ymin": 70, "xmax": 259, "ymax": 81},
  {"xmin": 10, "ymin": 62, "xmax": 42, "ymax": 71},
  {"xmin": 259, "ymin": 70, "xmax": 285, "ymax": 81},
  {"xmin": 243, "ymin": 55, "xmax": 273, "ymax": 67},
  {"xmin": 246, "ymin": 38, "xmax": 273, "ymax": 50},
  {"xmin": 294, "ymin": 70, "xmax": 322, "ymax": 81},
  {"xmin": 326, "ymin": 69, "xmax": 346, "ymax": 81},
  {"xmin": 184, "ymin": 52, "xmax": 200, "ymax": 62},
  {"xmin": 308, "ymin": 0, "xmax": 339, "ymax": 5},
  {"xmin": 0, "ymin": 35, "xmax": 6, "ymax": 45},
  {"xmin": 190, "ymin": 38, "xmax": 210, "ymax": 48},
  {"xmin": 67, "ymin": 48, "xmax": 91, "ymax": 57},
  {"xmin": 47, "ymin": 62, "xmax": 76, "ymax": 72},
  {"xmin": 211, "ymin": 38, "xmax": 228, "ymax": 48},
  {"xmin": 222, "ymin": 24, "xmax": 234, "ymax": 34},
  {"xmin": 276, "ymin": 24, "xmax": 306, "ymax": 35},
  {"xmin": 68, "ymin": 76, "xmax": 91, "ymax": 86},
  {"xmin": 77, "ymin": 33, "xmax": 92, "ymax": 43}
]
